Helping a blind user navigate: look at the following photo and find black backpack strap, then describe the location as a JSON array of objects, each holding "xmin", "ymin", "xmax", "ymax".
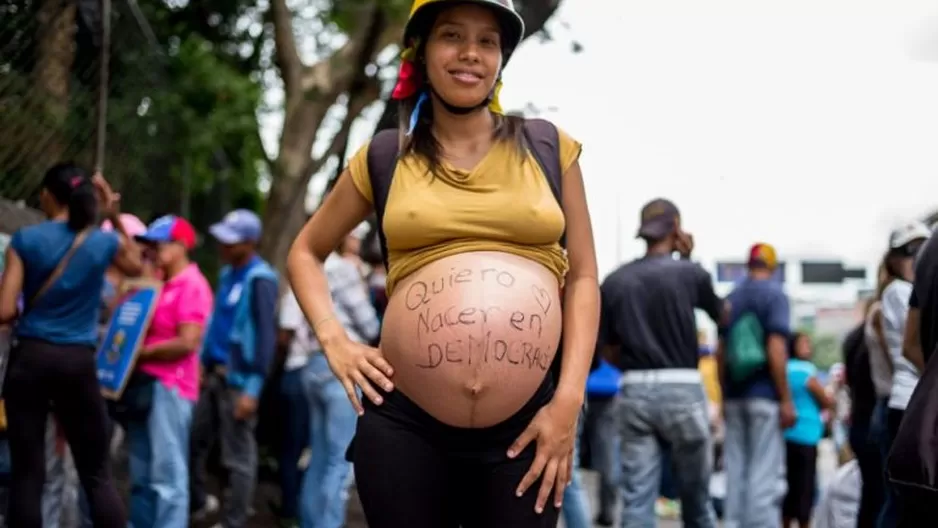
[
  {"xmin": 366, "ymin": 129, "xmax": 401, "ymax": 269},
  {"xmin": 522, "ymin": 118, "xmax": 569, "ymax": 385},
  {"xmin": 522, "ymin": 118, "xmax": 565, "ymax": 248}
]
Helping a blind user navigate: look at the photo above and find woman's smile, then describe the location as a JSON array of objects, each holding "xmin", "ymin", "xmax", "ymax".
[{"xmin": 448, "ymin": 68, "xmax": 485, "ymax": 86}]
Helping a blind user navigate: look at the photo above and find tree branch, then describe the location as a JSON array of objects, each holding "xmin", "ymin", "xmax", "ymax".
[
  {"xmin": 299, "ymin": 4, "xmax": 399, "ymax": 100},
  {"xmin": 301, "ymin": 67, "xmax": 381, "ymax": 187},
  {"xmin": 270, "ymin": 0, "xmax": 303, "ymax": 97},
  {"xmin": 285, "ymin": 4, "xmax": 390, "ymax": 219}
]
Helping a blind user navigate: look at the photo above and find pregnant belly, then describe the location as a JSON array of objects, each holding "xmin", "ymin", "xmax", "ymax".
[{"xmin": 381, "ymin": 251, "xmax": 562, "ymax": 428}]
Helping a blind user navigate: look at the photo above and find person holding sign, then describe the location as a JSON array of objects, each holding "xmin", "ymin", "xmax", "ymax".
[
  {"xmin": 190, "ymin": 210, "xmax": 279, "ymax": 528},
  {"xmin": 287, "ymin": 0, "xmax": 599, "ymax": 525},
  {"xmin": 126, "ymin": 215, "xmax": 212, "ymax": 528},
  {"xmin": 0, "ymin": 164, "xmax": 142, "ymax": 528}
]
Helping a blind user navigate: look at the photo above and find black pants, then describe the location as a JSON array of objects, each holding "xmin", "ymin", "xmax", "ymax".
[
  {"xmin": 881, "ymin": 408, "xmax": 906, "ymax": 527},
  {"xmin": 850, "ymin": 419, "xmax": 883, "ymax": 528},
  {"xmin": 782, "ymin": 441, "xmax": 817, "ymax": 525},
  {"xmin": 4, "ymin": 338, "xmax": 125, "ymax": 528},
  {"xmin": 190, "ymin": 369, "xmax": 259, "ymax": 528},
  {"xmin": 352, "ymin": 376, "xmax": 560, "ymax": 528}
]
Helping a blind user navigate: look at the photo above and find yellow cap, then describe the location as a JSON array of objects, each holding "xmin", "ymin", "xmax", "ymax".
[{"xmin": 748, "ymin": 243, "xmax": 778, "ymax": 270}]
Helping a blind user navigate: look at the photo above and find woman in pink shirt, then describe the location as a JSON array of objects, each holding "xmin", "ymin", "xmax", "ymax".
[{"xmin": 129, "ymin": 215, "xmax": 213, "ymax": 527}]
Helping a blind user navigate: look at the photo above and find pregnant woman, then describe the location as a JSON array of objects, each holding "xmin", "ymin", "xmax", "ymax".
[{"xmin": 286, "ymin": 0, "xmax": 599, "ymax": 526}]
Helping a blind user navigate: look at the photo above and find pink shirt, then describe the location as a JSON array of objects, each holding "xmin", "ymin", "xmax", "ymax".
[{"xmin": 140, "ymin": 263, "xmax": 213, "ymax": 401}]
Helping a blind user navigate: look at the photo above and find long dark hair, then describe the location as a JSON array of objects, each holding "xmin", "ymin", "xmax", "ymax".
[
  {"xmin": 881, "ymin": 250, "xmax": 905, "ymax": 293},
  {"xmin": 42, "ymin": 163, "xmax": 97, "ymax": 231},
  {"xmin": 789, "ymin": 331, "xmax": 809, "ymax": 358},
  {"xmin": 398, "ymin": 12, "xmax": 526, "ymax": 175}
]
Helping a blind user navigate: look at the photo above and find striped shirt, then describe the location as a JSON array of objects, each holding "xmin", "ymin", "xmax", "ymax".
[{"xmin": 309, "ymin": 254, "xmax": 380, "ymax": 351}]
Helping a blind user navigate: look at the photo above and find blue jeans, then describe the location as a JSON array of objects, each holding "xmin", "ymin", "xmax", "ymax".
[
  {"xmin": 127, "ymin": 382, "xmax": 194, "ymax": 528},
  {"xmin": 587, "ymin": 396, "xmax": 620, "ymax": 521},
  {"xmin": 618, "ymin": 378, "xmax": 715, "ymax": 528},
  {"xmin": 723, "ymin": 398, "xmax": 786, "ymax": 528},
  {"xmin": 279, "ymin": 366, "xmax": 310, "ymax": 521},
  {"xmin": 299, "ymin": 354, "xmax": 358, "ymax": 528},
  {"xmin": 562, "ymin": 413, "xmax": 592, "ymax": 528}
]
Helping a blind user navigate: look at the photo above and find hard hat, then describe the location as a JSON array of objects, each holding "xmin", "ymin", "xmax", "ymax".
[{"xmin": 402, "ymin": 0, "xmax": 525, "ymax": 62}]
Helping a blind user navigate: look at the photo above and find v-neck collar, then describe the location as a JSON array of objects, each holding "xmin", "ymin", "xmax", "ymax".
[{"xmin": 439, "ymin": 140, "xmax": 500, "ymax": 175}]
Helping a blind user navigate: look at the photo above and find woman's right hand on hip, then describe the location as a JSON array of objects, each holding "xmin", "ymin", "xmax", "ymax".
[{"xmin": 324, "ymin": 338, "xmax": 395, "ymax": 415}]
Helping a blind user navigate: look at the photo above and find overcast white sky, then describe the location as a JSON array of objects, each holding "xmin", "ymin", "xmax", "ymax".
[{"xmin": 264, "ymin": 0, "xmax": 938, "ymax": 279}]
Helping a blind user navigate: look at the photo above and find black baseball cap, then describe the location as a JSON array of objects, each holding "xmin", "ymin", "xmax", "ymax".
[{"xmin": 637, "ymin": 198, "xmax": 680, "ymax": 240}]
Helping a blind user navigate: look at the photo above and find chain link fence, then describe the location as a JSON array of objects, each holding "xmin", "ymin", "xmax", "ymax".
[{"xmin": 0, "ymin": 0, "xmax": 235, "ymax": 235}]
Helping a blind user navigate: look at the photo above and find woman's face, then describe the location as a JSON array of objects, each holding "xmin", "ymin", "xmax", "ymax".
[
  {"xmin": 142, "ymin": 242, "xmax": 180, "ymax": 272},
  {"xmin": 795, "ymin": 335, "xmax": 812, "ymax": 360},
  {"xmin": 424, "ymin": 4, "xmax": 503, "ymax": 109}
]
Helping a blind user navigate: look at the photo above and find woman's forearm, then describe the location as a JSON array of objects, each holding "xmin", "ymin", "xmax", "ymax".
[
  {"xmin": 554, "ymin": 275, "xmax": 600, "ymax": 402},
  {"xmin": 286, "ymin": 243, "xmax": 347, "ymax": 348}
]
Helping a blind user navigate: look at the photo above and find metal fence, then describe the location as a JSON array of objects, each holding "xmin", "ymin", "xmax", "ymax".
[{"xmin": 0, "ymin": 0, "xmax": 233, "ymax": 234}]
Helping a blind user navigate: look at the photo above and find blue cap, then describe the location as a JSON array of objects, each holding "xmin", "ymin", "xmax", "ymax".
[
  {"xmin": 209, "ymin": 209, "xmax": 262, "ymax": 245},
  {"xmin": 135, "ymin": 215, "xmax": 197, "ymax": 249}
]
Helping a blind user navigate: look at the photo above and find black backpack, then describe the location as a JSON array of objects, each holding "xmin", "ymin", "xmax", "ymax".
[{"xmin": 365, "ymin": 118, "xmax": 568, "ymax": 381}]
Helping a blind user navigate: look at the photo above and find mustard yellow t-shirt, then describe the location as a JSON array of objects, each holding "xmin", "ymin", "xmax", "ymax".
[{"xmin": 348, "ymin": 126, "xmax": 581, "ymax": 295}]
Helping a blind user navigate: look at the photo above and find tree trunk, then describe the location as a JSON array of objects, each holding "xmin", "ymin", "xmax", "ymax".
[
  {"xmin": 34, "ymin": 0, "xmax": 77, "ymax": 162},
  {"xmin": 259, "ymin": 1, "xmax": 398, "ymax": 275}
]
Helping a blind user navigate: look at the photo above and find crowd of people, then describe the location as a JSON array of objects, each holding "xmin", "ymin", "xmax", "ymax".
[
  {"xmin": 1, "ymin": 167, "xmax": 928, "ymax": 528},
  {"xmin": 1, "ymin": 0, "xmax": 938, "ymax": 527}
]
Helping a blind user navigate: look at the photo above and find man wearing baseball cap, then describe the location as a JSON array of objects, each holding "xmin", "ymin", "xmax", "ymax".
[
  {"xmin": 128, "ymin": 215, "xmax": 213, "ymax": 526},
  {"xmin": 719, "ymin": 242, "xmax": 793, "ymax": 528},
  {"xmin": 190, "ymin": 209, "xmax": 279, "ymax": 527},
  {"xmin": 599, "ymin": 198, "xmax": 723, "ymax": 527},
  {"xmin": 635, "ymin": 198, "xmax": 682, "ymax": 241}
]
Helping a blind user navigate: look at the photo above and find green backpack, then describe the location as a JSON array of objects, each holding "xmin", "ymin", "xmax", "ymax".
[{"xmin": 727, "ymin": 312, "xmax": 767, "ymax": 383}]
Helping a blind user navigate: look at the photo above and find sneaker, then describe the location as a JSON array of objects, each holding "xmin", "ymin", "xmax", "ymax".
[{"xmin": 192, "ymin": 494, "xmax": 220, "ymax": 522}]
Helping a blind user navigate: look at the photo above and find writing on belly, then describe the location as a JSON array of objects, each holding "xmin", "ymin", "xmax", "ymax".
[{"xmin": 402, "ymin": 265, "xmax": 556, "ymax": 372}]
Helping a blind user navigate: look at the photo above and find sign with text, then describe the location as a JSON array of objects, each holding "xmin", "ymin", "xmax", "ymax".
[{"xmin": 97, "ymin": 280, "xmax": 161, "ymax": 400}]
